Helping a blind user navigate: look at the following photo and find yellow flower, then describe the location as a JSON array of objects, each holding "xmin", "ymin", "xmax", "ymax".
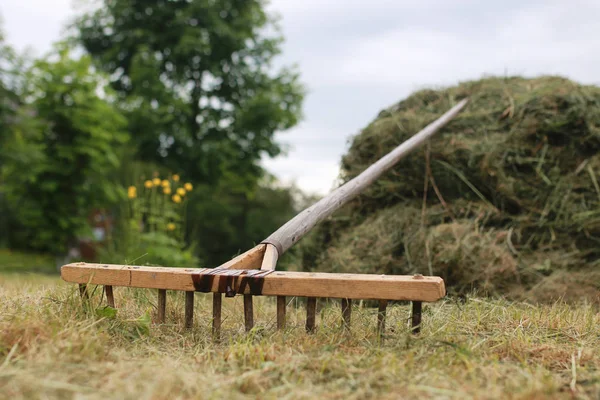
[
  {"xmin": 172, "ymin": 194, "xmax": 182, "ymax": 203},
  {"xmin": 167, "ymin": 223, "xmax": 176, "ymax": 231},
  {"xmin": 184, "ymin": 183, "xmax": 193, "ymax": 191},
  {"xmin": 163, "ymin": 187, "xmax": 171, "ymax": 195},
  {"xmin": 127, "ymin": 186, "xmax": 137, "ymax": 199},
  {"xmin": 172, "ymin": 174, "xmax": 180, "ymax": 182},
  {"xmin": 161, "ymin": 180, "xmax": 170, "ymax": 187},
  {"xmin": 152, "ymin": 178, "xmax": 161, "ymax": 186},
  {"xmin": 144, "ymin": 180, "xmax": 153, "ymax": 188},
  {"xmin": 177, "ymin": 187, "xmax": 186, "ymax": 196}
]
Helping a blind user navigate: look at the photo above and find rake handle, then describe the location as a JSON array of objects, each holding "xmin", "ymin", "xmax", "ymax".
[{"xmin": 261, "ymin": 98, "xmax": 468, "ymax": 256}]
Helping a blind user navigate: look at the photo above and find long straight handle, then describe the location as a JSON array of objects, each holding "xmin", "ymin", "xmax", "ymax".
[{"xmin": 262, "ymin": 98, "xmax": 468, "ymax": 256}]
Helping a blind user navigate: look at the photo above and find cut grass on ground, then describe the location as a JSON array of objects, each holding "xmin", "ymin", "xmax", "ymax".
[{"xmin": 0, "ymin": 274, "xmax": 599, "ymax": 399}]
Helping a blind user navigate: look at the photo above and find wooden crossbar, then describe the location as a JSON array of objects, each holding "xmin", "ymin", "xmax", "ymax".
[{"xmin": 61, "ymin": 263, "xmax": 445, "ymax": 302}]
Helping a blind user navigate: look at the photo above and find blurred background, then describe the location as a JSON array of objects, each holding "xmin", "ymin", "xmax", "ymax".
[{"xmin": 0, "ymin": 1, "xmax": 599, "ymax": 301}]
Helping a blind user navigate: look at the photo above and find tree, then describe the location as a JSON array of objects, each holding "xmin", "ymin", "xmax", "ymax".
[
  {"xmin": 1, "ymin": 46, "xmax": 128, "ymax": 253},
  {"xmin": 0, "ymin": 22, "xmax": 43, "ymax": 248},
  {"xmin": 0, "ymin": 24, "xmax": 20, "ymax": 247},
  {"xmin": 0, "ymin": 23, "xmax": 21, "ymax": 157},
  {"xmin": 188, "ymin": 175, "xmax": 299, "ymax": 266},
  {"xmin": 75, "ymin": 0, "xmax": 304, "ymax": 188}
]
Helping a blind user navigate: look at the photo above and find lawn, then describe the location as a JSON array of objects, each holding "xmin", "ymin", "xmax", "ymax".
[
  {"xmin": 1, "ymin": 272, "xmax": 598, "ymax": 399},
  {"xmin": 0, "ymin": 249, "xmax": 58, "ymax": 275}
]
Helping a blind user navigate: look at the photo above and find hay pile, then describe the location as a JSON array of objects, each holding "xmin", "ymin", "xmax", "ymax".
[{"xmin": 302, "ymin": 76, "xmax": 600, "ymax": 302}]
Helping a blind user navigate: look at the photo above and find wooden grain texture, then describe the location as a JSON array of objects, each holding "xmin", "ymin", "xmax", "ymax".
[
  {"xmin": 79, "ymin": 284, "xmax": 89, "ymax": 300},
  {"xmin": 411, "ymin": 301, "xmax": 422, "ymax": 334},
  {"xmin": 260, "ymin": 243, "xmax": 278, "ymax": 270},
  {"xmin": 105, "ymin": 285, "xmax": 115, "ymax": 307},
  {"xmin": 185, "ymin": 291, "xmax": 194, "ymax": 329},
  {"xmin": 61, "ymin": 263, "xmax": 445, "ymax": 302},
  {"xmin": 243, "ymin": 294, "xmax": 254, "ymax": 332},
  {"xmin": 214, "ymin": 244, "xmax": 265, "ymax": 270},
  {"xmin": 213, "ymin": 293, "xmax": 222, "ymax": 339},
  {"xmin": 261, "ymin": 99, "xmax": 468, "ymax": 255},
  {"xmin": 305, "ymin": 297, "xmax": 316, "ymax": 333},
  {"xmin": 377, "ymin": 300, "xmax": 387, "ymax": 335},
  {"xmin": 157, "ymin": 289, "xmax": 166, "ymax": 323},
  {"xmin": 276, "ymin": 296, "xmax": 286, "ymax": 330},
  {"xmin": 341, "ymin": 298, "xmax": 352, "ymax": 330}
]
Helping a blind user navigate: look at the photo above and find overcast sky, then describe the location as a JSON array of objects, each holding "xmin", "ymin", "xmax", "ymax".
[{"xmin": 2, "ymin": 0, "xmax": 600, "ymax": 194}]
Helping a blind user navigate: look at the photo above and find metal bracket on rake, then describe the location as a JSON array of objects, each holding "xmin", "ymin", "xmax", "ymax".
[{"xmin": 62, "ymin": 100, "xmax": 467, "ymax": 339}]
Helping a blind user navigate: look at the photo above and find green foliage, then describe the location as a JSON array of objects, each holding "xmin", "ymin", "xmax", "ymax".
[
  {"xmin": 128, "ymin": 310, "xmax": 152, "ymax": 337},
  {"xmin": 188, "ymin": 175, "xmax": 299, "ymax": 266},
  {"xmin": 99, "ymin": 173, "xmax": 200, "ymax": 267},
  {"xmin": 1, "ymin": 45, "xmax": 128, "ymax": 253},
  {"xmin": 1, "ymin": 3, "xmax": 306, "ymax": 262},
  {"xmin": 0, "ymin": 28, "xmax": 20, "ymax": 149},
  {"xmin": 66, "ymin": 0, "xmax": 306, "ymax": 263},
  {"xmin": 95, "ymin": 306, "xmax": 118, "ymax": 319},
  {"xmin": 75, "ymin": 0, "xmax": 304, "ymax": 187},
  {"xmin": 0, "ymin": 248, "xmax": 56, "ymax": 274},
  {"xmin": 0, "ymin": 29, "xmax": 21, "ymax": 247}
]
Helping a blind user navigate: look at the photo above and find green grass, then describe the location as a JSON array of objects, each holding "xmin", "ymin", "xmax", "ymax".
[
  {"xmin": 0, "ymin": 249, "xmax": 57, "ymax": 274},
  {"xmin": 1, "ymin": 274, "xmax": 598, "ymax": 399}
]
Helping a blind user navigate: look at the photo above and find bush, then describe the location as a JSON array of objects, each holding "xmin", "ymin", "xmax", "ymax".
[
  {"xmin": 1, "ymin": 46, "xmax": 127, "ymax": 254},
  {"xmin": 98, "ymin": 173, "xmax": 199, "ymax": 268}
]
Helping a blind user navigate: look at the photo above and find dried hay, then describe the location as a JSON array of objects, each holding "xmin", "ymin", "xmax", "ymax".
[{"xmin": 300, "ymin": 76, "xmax": 600, "ymax": 303}]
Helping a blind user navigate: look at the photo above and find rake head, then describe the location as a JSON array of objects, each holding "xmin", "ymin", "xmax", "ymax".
[{"xmin": 62, "ymin": 244, "xmax": 445, "ymax": 339}]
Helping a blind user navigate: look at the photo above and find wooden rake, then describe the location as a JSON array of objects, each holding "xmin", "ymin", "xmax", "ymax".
[{"xmin": 62, "ymin": 98, "xmax": 468, "ymax": 338}]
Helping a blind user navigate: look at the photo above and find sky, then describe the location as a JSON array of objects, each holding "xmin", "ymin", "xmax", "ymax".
[{"xmin": 2, "ymin": 0, "xmax": 600, "ymax": 194}]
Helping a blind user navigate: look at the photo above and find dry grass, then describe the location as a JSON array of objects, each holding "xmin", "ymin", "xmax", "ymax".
[
  {"xmin": 1, "ymin": 273, "xmax": 599, "ymax": 399},
  {"xmin": 299, "ymin": 76, "xmax": 600, "ymax": 302}
]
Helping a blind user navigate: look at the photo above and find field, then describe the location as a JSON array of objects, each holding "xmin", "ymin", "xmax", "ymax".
[
  {"xmin": 2, "ymin": 2, "xmax": 599, "ymax": 398},
  {"xmin": 1, "ymin": 263, "xmax": 599, "ymax": 399}
]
